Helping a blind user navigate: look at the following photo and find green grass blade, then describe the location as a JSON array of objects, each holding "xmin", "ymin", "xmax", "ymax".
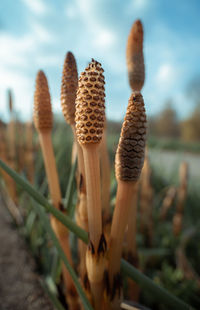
[
  {"xmin": 0, "ymin": 158, "xmax": 193, "ymax": 310},
  {"xmin": 64, "ymin": 158, "xmax": 77, "ymax": 217},
  {"xmin": 121, "ymin": 259, "xmax": 192, "ymax": 310},
  {"xmin": 40, "ymin": 279, "xmax": 65, "ymax": 310},
  {"xmin": 32, "ymin": 200, "xmax": 93, "ymax": 310},
  {"xmin": 0, "ymin": 158, "xmax": 88, "ymax": 244}
]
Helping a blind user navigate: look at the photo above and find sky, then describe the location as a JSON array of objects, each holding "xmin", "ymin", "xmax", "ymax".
[{"xmin": 0, "ymin": 0, "xmax": 200, "ymax": 122}]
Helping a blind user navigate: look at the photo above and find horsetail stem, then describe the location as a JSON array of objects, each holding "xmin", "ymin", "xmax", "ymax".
[
  {"xmin": 126, "ymin": 19, "xmax": 145, "ymax": 91},
  {"xmin": 108, "ymin": 92, "xmax": 146, "ymax": 307},
  {"xmin": 60, "ymin": 52, "xmax": 88, "ymax": 289},
  {"xmin": 75, "ymin": 59, "xmax": 107, "ymax": 310},
  {"xmin": 34, "ymin": 70, "xmax": 79, "ymax": 309}
]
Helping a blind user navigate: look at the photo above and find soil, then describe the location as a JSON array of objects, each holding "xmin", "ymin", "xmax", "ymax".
[{"xmin": 0, "ymin": 192, "xmax": 55, "ymax": 310}]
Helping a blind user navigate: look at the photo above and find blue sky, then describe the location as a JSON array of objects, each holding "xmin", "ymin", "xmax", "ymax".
[{"xmin": 0, "ymin": 0, "xmax": 200, "ymax": 122}]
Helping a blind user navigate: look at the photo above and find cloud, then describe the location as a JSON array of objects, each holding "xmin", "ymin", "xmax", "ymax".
[
  {"xmin": 21, "ymin": 0, "xmax": 48, "ymax": 15},
  {"xmin": 156, "ymin": 64, "xmax": 176, "ymax": 86},
  {"xmin": 0, "ymin": 67, "xmax": 33, "ymax": 121},
  {"xmin": 93, "ymin": 29, "xmax": 117, "ymax": 50},
  {"xmin": 31, "ymin": 22, "xmax": 54, "ymax": 43},
  {"xmin": 0, "ymin": 33, "xmax": 35, "ymax": 68}
]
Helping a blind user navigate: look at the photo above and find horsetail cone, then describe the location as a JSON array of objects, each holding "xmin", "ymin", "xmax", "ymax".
[
  {"xmin": 33, "ymin": 70, "xmax": 53, "ymax": 132},
  {"xmin": 115, "ymin": 92, "xmax": 146, "ymax": 181},
  {"xmin": 126, "ymin": 20, "xmax": 145, "ymax": 91},
  {"xmin": 75, "ymin": 59, "xmax": 105, "ymax": 144},
  {"xmin": 61, "ymin": 52, "xmax": 78, "ymax": 125}
]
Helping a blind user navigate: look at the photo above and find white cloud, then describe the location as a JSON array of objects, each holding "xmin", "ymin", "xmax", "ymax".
[
  {"xmin": 0, "ymin": 68, "xmax": 33, "ymax": 121},
  {"xmin": 31, "ymin": 22, "xmax": 54, "ymax": 43},
  {"xmin": 155, "ymin": 64, "xmax": 177, "ymax": 87},
  {"xmin": 0, "ymin": 33, "xmax": 35, "ymax": 68},
  {"xmin": 21, "ymin": 0, "xmax": 48, "ymax": 15},
  {"xmin": 93, "ymin": 29, "xmax": 117, "ymax": 50}
]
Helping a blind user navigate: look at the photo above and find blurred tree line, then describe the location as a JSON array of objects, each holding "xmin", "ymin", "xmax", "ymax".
[{"xmin": 148, "ymin": 76, "xmax": 200, "ymax": 142}]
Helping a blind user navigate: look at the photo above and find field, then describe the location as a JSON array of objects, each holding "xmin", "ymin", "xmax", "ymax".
[{"xmin": 0, "ymin": 119, "xmax": 200, "ymax": 309}]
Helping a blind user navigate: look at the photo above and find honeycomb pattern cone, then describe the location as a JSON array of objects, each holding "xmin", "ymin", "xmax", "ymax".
[
  {"xmin": 33, "ymin": 70, "xmax": 53, "ymax": 132},
  {"xmin": 126, "ymin": 19, "xmax": 145, "ymax": 91},
  {"xmin": 75, "ymin": 59, "xmax": 105, "ymax": 145},
  {"xmin": 115, "ymin": 92, "xmax": 146, "ymax": 181},
  {"xmin": 61, "ymin": 52, "xmax": 78, "ymax": 125}
]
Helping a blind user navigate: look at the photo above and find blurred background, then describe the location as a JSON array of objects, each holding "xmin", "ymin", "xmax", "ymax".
[
  {"xmin": 0, "ymin": 0, "xmax": 200, "ymax": 122},
  {"xmin": 1, "ymin": 0, "xmax": 200, "ymax": 179}
]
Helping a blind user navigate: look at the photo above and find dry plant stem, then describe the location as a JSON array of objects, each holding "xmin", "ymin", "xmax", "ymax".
[
  {"xmin": 160, "ymin": 187, "xmax": 176, "ymax": 220},
  {"xmin": 71, "ymin": 140, "xmax": 78, "ymax": 165},
  {"xmin": 82, "ymin": 144, "xmax": 102, "ymax": 249},
  {"xmin": 125, "ymin": 201, "xmax": 139, "ymax": 298},
  {"xmin": 125, "ymin": 185, "xmax": 140, "ymax": 301},
  {"xmin": 100, "ymin": 130, "xmax": 111, "ymax": 222},
  {"xmin": 173, "ymin": 162, "xmax": 188, "ymax": 236},
  {"xmin": 72, "ymin": 125, "xmax": 88, "ymax": 286},
  {"xmin": 38, "ymin": 131, "xmax": 79, "ymax": 309},
  {"xmin": 109, "ymin": 181, "xmax": 138, "ymax": 287},
  {"xmin": 126, "ymin": 184, "xmax": 138, "ymax": 257},
  {"xmin": 6, "ymin": 121, "xmax": 18, "ymax": 203},
  {"xmin": 82, "ymin": 144, "xmax": 106, "ymax": 310},
  {"xmin": 26, "ymin": 122, "xmax": 35, "ymax": 184},
  {"xmin": 38, "ymin": 131, "xmax": 61, "ymax": 208},
  {"xmin": 72, "ymin": 125, "xmax": 86, "ymax": 192},
  {"xmin": 140, "ymin": 156, "xmax": 153, "ymax": 246}
]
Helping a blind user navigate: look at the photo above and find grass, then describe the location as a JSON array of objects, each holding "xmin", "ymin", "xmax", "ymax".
[{"xmin": 0, "ymin": 121, "xmax": 199, "ymax": 309}]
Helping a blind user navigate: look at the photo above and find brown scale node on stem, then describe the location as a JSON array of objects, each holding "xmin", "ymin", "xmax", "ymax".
[
  {"xmin": 61, "ymin": 52, "xmax": 78, "ymax": 125},
  {"xmin": 33, "ymin": 70, "xmax": 53, "ymax": 131},
  {"xmin": 75, "ymin": 59, "xmax": 105, "ymax": 144},
  {"xmin": 115, "ymin": 92, "xmax": 146, "ymax": 181},
  {"xmin": 126, "ymin": 19, "xmax": 145, "ymax": 91}
]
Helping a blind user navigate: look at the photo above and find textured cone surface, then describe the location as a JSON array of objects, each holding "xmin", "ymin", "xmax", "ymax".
[
  {"xmin": 75, "ymin": 59, "xmax": 105, "ymax": 144},
  {"xmin": 33, "ymin": 71, "xmax": 53, "ymax": 131},
  {"xmin": 61, "ymin": 52, "xmax": 78, "ymax": 125},
  {"xmin": 126, "ymin": 20, "xmax": 145, "ymax": 91},
  {"xmin": 115, "ymin": 92, "xmax": 146, "ymax": 181}
]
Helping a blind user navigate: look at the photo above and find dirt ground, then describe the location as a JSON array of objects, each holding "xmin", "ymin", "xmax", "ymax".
[{"xmin": 0, "ymin": 193, "xmax": 55, "ymax": 310}]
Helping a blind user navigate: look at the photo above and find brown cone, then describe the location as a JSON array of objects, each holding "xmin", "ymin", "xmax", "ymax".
[
  {"xmin": 75, "ymin": 59, "xmax": 105, "ymax": 145},
  {"xmin": 61, "ymin": 52, "xmax": 78, "ymax": 125},
  {"xmin": 33, "ymin": 70, "xmax": 53, "ymax": 132},
  {"xmin": 115, "ymin": 92, "xmax": 146, "ymax": 181},
  {"xmin": 126, "ymin": 20, "xmax": 145, "ymax": 91}
]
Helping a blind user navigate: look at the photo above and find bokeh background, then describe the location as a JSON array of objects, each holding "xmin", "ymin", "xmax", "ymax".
[{"xmin": 0, "ymin": 0, "xmax": 200, "ymax": 123}]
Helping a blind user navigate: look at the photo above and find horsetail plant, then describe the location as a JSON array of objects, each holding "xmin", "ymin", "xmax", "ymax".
[
  {"xmin": 33, "ymin": 70, "xmax": 79, "ymax": 310},
  {"xmin": 108, "ymin": 92, "xmax": 146, "ymax": 309},
  {"xmin": 61, "ymin": 52, "xmax": 90, "ymax": 297},
  {"xmin": 126, "ymin": 20, "xmax": 145, "ymax": 91},
  {"xmin": 75, "ymin": 59, "xmax": 107, "ymax": 310}
]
